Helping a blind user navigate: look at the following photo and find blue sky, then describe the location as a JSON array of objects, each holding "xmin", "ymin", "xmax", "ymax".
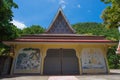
[{"xmin": 12, "ymin": 0, "xmax": 107, "ymax": 29}]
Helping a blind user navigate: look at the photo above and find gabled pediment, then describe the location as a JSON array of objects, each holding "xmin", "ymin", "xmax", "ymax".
[{"xmin": 46, "ymin": 8, "xmax": 75, "ymax": 34}]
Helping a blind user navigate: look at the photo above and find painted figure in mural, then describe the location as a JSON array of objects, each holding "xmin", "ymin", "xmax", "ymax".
[
  {"xmin": 81, "ymin": 48, "xmax": 107, "ymax": 73},
  {"xmin": 15, "ymin": 48, "xmax": 40, "ymax": 70}
]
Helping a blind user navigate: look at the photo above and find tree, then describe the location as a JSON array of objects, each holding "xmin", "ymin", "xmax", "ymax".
[
  {"xmin": 101, "ymin": 0, "xmax": 120, "ymax": 68},
  {"xmin": 72, "ymin": 22, "xmax": 120, "ymax": 40},
  {"xmin": 22, "ymin": 25, "xmax": 45, "ymax": 34},
  {"xmin": 0, "ymin": 0, "xmax": 18, "ymax": 41},
  {"xmin": 0, "ymin": 0, "xmax": 18, "ymax": 55},
  {"xmin": 107, "ymin": 46, "xmax": 120, "ymax": 69},
  {"xmin": 101, "ymin": 0, "xmax": 120, "ymax": 28}
]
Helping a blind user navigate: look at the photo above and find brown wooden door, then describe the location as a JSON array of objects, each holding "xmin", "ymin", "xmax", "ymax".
[
  {"xmin": 43, "ymin": 49, "xmax": 79, "ymax": 75},
  {"xmin": 62, "ymin": 49, "xmax": 79, "ymax": 75},
  {"xmin": 43, "ymin": 49, "xmax": 61, "ymax": 75}
]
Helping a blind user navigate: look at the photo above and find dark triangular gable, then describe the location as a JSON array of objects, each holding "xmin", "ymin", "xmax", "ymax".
[{"xmin": 46, "ymin": 8, "xmax": 75, "ymax": 34}]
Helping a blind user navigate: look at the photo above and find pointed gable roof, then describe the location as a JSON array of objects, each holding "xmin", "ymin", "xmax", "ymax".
[{"xmin": 46, "ymin": 8, "xmax": 75, "ymax": 34}]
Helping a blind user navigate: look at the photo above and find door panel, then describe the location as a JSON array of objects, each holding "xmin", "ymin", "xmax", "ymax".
[
  {"xmin": 44, "ymin": 57, "xmax": 61, "ymax": 75},
  {"xmin": 43, "ymin": 49, "xmax": 61, "ymax": 75},
  {"xmin": 62, "ymin": 49, "xmax": 79, "ymax": 75}
]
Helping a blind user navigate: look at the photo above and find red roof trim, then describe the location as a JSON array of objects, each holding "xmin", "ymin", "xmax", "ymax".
[{"xmin": 10, "ymin": 39, "xmax": 117, "ymax": 43}]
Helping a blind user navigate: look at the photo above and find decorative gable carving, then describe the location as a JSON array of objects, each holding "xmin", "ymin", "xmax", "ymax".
[{"xmin": 46, "ymin": 9, "xmax": 75, "ymax": 34}]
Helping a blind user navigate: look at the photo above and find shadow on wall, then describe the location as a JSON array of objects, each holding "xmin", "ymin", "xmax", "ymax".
[{"xmin": 0, "ymin": 56, "xmax": 13, "ymax": 75}]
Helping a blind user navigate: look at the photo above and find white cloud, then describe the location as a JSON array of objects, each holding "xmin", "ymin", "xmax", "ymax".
[
  {"xmin": 59, "ymin": 0, "xmax": 66, "ymax": 9},
  {"xmin": 11, "ymin": 20, "xmax": 27, "ymax": 29},
  {"xmin": 77, "ymin": 4, "xmax": 81, "ymax": 8},
  {"xmin": 59, "ymin": 0, "xmax": 65, "ymax": 3},
  {"xmin": 88, "ymin": 10, "xmax": 91, "ymax": 12}
]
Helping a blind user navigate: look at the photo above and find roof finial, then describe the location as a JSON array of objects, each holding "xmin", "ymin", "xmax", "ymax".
[
  {"xmin": 59, "ymin": 0, "xmax": 66, "ymax": 10},
  {"xmin": 59, "ymin": 4, "xmax": 63, "ymax": 10}
]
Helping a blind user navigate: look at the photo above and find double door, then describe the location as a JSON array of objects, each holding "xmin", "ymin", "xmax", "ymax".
[{"xmin": 43, "ymin": 49, "xmax": 79, "ymax": 75}]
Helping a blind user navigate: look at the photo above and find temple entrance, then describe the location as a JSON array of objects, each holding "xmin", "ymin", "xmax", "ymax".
[{"xmin": 43, "ymin": 49, "xmax": 79, "ymax": 75}]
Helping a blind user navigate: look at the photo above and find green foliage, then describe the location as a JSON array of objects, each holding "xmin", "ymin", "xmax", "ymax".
[
  {"xmin": 73, "ymin": 22, "xmax": 120, "ymax": 40},
  {"xmin": 0, "ymin": 0, "xmax": 18, "ymax": 56},
  {"xmin": 0, "ymin": 0, "xmax": 18, "ymax": 41},
  {"xmin": 107, "ymin": 46, "xmax": 120, "ymax": 69},
  {"xmin": 101, "ymin": 0, "xmax": 120, "ymax": 28},
  {"xmin": 0, "ymin": 43, "xmax": 10, "ymax": 56},
  {"xmin": 22, "ymin": 25, "xmax": 45, "ymax": 34}
]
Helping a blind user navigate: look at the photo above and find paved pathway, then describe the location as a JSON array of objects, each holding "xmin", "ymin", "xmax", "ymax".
[
  {"xmin": 0, "ymin": 70, "xmax": 120, "ymax": 80},
  {"xmin": 1, "ymin": 75, "xmax": 120, "ymax": 80},
  {"xmin": 48, "ymin": 76, "xmax": 78, "ymax": 80}
]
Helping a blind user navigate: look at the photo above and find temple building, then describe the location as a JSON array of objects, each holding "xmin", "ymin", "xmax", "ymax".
[{"xmin": 3, "ymin": 9, "xmax": 117, "ymax": 75}]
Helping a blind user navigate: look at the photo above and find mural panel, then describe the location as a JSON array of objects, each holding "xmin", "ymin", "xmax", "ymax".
[
  {"xmin": 81, "ymin": 48, "xmax": 107, "ymax": 74},
  {"xmin": 14, "ymin": 48, "xmax": 41, "ymax": 74}
]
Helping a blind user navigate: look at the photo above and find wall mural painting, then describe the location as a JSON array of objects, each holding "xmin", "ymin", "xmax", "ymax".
[
  {"xmin": 81, "ymin": 48, "xmax": 107, "ymax": 73},
  {"xmin": 14, "ymin": 48, "xmax": 41, "ymax": 73}
]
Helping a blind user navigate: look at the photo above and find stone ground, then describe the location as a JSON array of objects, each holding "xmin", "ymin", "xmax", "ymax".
[{"xmin": 0, "ymin": 69, "xmax": 120, "ymax": 80}]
